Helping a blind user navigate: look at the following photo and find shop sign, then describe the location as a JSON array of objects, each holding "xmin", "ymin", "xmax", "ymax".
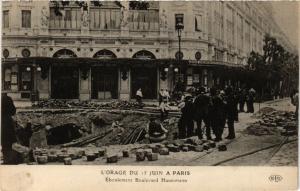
[
  {"xmin": 193, "ymin": 74, "xmax": 200, "ymax": 83},
  {"xmin": 187, "ymin": 76, "xmax": 193, "ymax": 85}
]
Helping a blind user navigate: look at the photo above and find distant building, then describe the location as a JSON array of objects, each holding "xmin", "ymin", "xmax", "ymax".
[{"xmin": 1, "ymin": 1, "xmax": 296, "ymax": 100}]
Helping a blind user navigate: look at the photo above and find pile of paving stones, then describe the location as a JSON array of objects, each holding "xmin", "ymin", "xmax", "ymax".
[
  {"xmin": 246, "ymin": 109, "xmax": 297, "ymax": 136},
  {"xmin": 30, "ymin": 137, "xmax": 227, "ymax": 165},
  {"xmin": 32, "ymin": 100, "xmax": 155, "ymax": 110},
  {"xmin": 32, "ymin": 147, "xmax": 108, "ymax": 165}
]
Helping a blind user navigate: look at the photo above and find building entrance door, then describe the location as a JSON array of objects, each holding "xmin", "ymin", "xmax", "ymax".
[
  {"xmin": 91, "ymin": 67, "xmax": 118, "ymax": 99},
  {"xmin": 51, "ymin": 66, "xmax": 79, "ymax": 99},
  {"xmin": 131, "ymin": 67, "xmax": 157, "ymax": 99}
]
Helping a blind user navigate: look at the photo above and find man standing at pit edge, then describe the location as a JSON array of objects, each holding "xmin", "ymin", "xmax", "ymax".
[{"xmin": 1, "ymin": 93, "xmax": 19, "ymax": 164}]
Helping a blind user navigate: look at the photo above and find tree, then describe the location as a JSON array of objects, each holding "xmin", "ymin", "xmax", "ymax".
[
  {"xmin": 52, "ymin": 1, "xmax": 125, "ymax": 16},
  {"xmin": 247, "ymin": 34, "xmax": 298, "ymax": 99},
  {"xmin": 129, "ymin": 1, "xmax": 150, "ymax": 10}
]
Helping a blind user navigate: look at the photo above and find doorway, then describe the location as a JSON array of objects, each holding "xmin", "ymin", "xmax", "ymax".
[
  {"xmin": 91, "ymin": 67, "xmax": 118, "ymax": 99},
  {"xmin": 51, "ymin": 66, "xmax": 79, "ymax": 99},
  {"xmin": 131, "ymin": 67, "xmax": 157, "ymax": 99}
]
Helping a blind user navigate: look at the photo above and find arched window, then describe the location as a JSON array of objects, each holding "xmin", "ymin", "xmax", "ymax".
[
  {"xmin": 53, "ymin": 49, "xmax": 77, "ymax": 58},
  {"xmin": 132, "ymin": 50, "xmax": 156, "ymax": 59},
  {"xmin": 93, "ymin": 49, "xmax": 117, "ymax": 59}
]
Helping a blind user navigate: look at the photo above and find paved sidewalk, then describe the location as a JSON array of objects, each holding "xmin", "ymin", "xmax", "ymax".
[{"xmin": 13, "ymin": 98, "xmax": 291, "ymax": 108}]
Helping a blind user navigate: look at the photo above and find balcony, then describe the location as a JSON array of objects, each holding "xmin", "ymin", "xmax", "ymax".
[
  {"xmin": 48, "ymin": 8, "xmax": 160, "ymax": 37},
  {"xmin": 128, "ymin": 9, "xmax": 159, "ymax": 36}
]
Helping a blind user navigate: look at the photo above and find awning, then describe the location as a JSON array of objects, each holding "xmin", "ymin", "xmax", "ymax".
[
  {"xmin": 2, "ymin": 57, "xmax": 244, "ymax": 69},
  {"xmin": 188, "ymin": 60, "xmax": 245, "ymax": 69}
]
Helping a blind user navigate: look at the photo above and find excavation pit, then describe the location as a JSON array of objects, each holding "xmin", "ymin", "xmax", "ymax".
[{"xmin": 14, "ymin": 110, "xmax": 179, "ymax": 147}]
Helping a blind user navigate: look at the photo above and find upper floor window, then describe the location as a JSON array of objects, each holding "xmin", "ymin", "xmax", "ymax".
[
  {"xmin": 226, "ymin": 6, "xmax": 234, "ymax": 47},
  {"xmin": 237, "ymin": 14, "xmax": 243, "ymax": 50},
  {"xmin": 214, "ymin": 49, "xmax": 223, "ymax": 61},
  {"xmin": 195, "ymin": 14, "xmax": 202, "ymax": 32},
  {"xmin": 90, "ymin": 2, "xmax": 121, "ymax": 30},
  {"xmin": 128, "ymin": 4, "xmax": 159, "ymax": 31},
  {"xmin": 175, "ymin": 13, "xmax": 184, "ymax": 30},
  {"xmin": 49, "ymin": 7, "xmax": 81, "ymax": 29},
  {"xmin": 3, "ymin": 10, "xmax": 9, "ymax": 28},
  {"xmin": 22, "ymin": 10, "xmax": 31, "ymax": 28}
]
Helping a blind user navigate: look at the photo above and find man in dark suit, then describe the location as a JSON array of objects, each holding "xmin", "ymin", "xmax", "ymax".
[
  {"xmin": 1, "ymin": 93, "xmax": 20, "ymax": 164},
  {"xmin": 193, "ymin": 87, "xmax": 211, "ymax": 140},
  {"xmin": 224, "ymin": 86, "xmax": 236, "ymax": 139}
]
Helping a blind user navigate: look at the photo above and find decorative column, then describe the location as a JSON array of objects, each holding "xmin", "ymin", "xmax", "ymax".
[
  {"xmin": 37, "ymin": 63, "xmax": 50, "ymax": 99},
  {"xmin": 223, "ymin": 50, "xmax": 228, "ymax": 62},
  {"xmin": 10, "ymin": 1, "xmax": 21, "ymax": 35},
  {"xmin": 120, "ymin": 1, "xmax": 129, "ymax": 37},
  {"xmin": 119, "ymin": 66, "xmax": 130, "ymax": 100},
  {"xmin": 233, "ymin": 9, "xmax": 238, "ymax": 63},
  {"xmin": 222, "ymin": 2, "xmax": 228, "ymax": 50},
  {"xmin": 79, "ymin": 66, "xmax": 91, "ymax": 100},
  {"xmin": 81, "ymin": 1, "xmax": 90, "ymax": 35},
  {"xmin": 159, "ymin": 6, "xmax": 168, "ymax": 37},
  {"xmin": 39, "ymin": 2, "xmax": 50, "ymax": 35},
  {"xmin": 207, "ymin": 3, "xmax": 215, "ymax": 61}
]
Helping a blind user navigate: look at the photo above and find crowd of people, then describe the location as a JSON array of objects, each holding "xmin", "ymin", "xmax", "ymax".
[
  {"xmin": 143, "ymin": 86, "xmax": 256, "ymax": 143},
  {"xmin": 177, "ymin": 86, "xmax": 256, "ymax": 142}
]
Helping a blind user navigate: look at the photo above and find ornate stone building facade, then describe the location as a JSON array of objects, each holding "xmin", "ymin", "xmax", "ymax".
[{"xmin": 1, "ymin": 1, "xmax": 295, "ymax": 100}]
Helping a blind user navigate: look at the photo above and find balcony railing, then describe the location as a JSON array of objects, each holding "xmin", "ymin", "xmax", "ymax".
[
  {"xmin": 128, "ymin": 10, "xmax": 159, "ymax": 32},
  {"xmin": 49, "ymin": 8, "xmax": 160, "ymax": 34}
]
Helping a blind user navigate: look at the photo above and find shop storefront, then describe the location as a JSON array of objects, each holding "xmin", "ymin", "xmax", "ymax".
[{"xmin": 2, "ymin": 57, "xmax": 245, "ymax": 101}]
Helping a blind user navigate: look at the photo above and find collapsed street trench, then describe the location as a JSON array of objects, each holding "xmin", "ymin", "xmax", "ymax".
[
  {"xmin": 14, "ymin": 109, "xmax": 178, "ymax": 148},
  {"xmin": 11, "ymin": 103, "xmax": 298, "ymax": 166},
  {"xmin": 46, "ymin": 124, "xmax": 83, "ymax": 145}
]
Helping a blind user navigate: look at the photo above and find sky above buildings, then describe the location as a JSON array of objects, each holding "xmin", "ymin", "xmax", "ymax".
[{"xmin": 271, "ymin": 1, "xmax": 299, "ymax": 50}]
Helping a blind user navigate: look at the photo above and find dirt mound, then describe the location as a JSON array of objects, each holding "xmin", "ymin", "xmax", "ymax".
[
  {"xmin": 245, "ymin": 123, "xmax": 280, "ymax": 136},
  {"xmin": 253, "ymin": 107, "xmax": 276, "ymax": 117},
  {"xmin": 245, "ymin": 108, "xmax": 297, "ymax": 136}
]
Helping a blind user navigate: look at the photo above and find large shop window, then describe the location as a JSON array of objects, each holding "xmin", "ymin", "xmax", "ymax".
[
  {"xmin": 2, "ymin": 68, "xmax": 12, "ymax": 90},
  {"xmin": 49, "ymin": 7, "xmax": 81, "ymax": 29},
  {"xmin": 128, "ymin": 10, "xmax": 159, "ymax": 31},
  {"xmin": 3, "ymin": 10, "xmax": 9, "ymax": 28},
  {"xmin": 19, "ymin": 66, "xmax": 32, "ymax": 91},
  {"xmin": 22, "ymin": 10, "xmax": 31, "ymax": 28},
  {"xmin": 90, "ymin": 8, "xmax": 121, "ymax": 30}
]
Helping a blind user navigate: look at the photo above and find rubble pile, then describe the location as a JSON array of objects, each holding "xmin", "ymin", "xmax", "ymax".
[
  {"xmin": 32, "ymin": 100, "xmax": 156, "ymax": 110},
  {"xmin": 246, "ymin": 108, "xmax": 297, "ymax": 136},
  {"xmin": 253, "ymin": 107, "xmax": 277, "ymax": 117},
  {"xmin": 14, "ymin": 111, "xmax": 161, "ymax": 146}
]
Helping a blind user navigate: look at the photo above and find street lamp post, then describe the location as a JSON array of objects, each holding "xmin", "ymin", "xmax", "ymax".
[
  {"xmin": 175, "ymin": 15, "xmax": 184, "ymax": 92},
  {"xmin": 29, "ymin": 63, "xmax": 42, "ymax": 102}
]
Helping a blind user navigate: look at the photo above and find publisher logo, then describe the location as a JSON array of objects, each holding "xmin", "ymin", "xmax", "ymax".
[{"xmin": 269, "ymin": 175, "xmax": 283, "ymax": 183}]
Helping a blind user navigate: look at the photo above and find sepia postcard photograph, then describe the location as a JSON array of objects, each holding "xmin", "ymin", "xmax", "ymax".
[{"xmin": 0, "ymin": 0, "xmax": 299, "ymax": 190}]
